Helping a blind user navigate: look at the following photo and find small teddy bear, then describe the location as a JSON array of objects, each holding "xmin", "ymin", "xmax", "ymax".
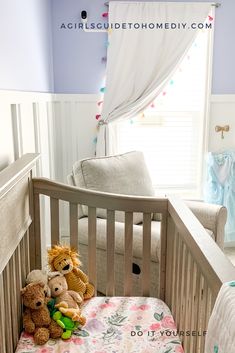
[
  {"xmin": 26, "ymin": 269, "xmax": 51, "ymax": 298},
  {"xmin": 48, "ymin": 245, "xmax": 94, "ymax": 300},
  {"xmin": 48, "ymin": 273, "xmax": 86, "ymax": 325},
  {"xmin": 21, "ymin": 282, "xmax": 63, "ymax": 345}
]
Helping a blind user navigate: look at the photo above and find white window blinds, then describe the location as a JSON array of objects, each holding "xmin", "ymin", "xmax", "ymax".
[{"xmin": 117, "ymin": 28, "xmax": 212, "ymax": 198}]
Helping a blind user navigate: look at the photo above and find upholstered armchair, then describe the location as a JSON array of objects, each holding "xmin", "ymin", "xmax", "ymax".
[{"xmin": 67, "ymin": 151, "xmax": 227, "ymax": 296}]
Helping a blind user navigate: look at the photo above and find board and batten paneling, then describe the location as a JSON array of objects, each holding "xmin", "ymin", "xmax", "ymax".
[
  {"xmin": 0, "ymin": 90, "xmax": 100, "ymax": 243},
  {"xmin": 49, "ymin": 94, "xmax": 99, "ymax": 183},
  {"xmin": 209, "ymin": 95, "xmax": 235, "ymax": 152},
  {"xmin": 0, "ymin": 91, "xmax": 100, "ymax": 176},
  {"xmin": 0, "ymin": 90, "xmax": 234, "ymax": 240}
]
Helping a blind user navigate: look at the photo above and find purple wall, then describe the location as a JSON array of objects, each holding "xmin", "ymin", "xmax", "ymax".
[
  {"xmin": 0, "ymin": 0, "xmax": 234, "ymax": 94},
  {"xmin": 212, "ymin": 0, "xmax": 235, "ymax": 94},
  {"xmin": 0, "ymin": 0, "xmax": 54, "ymax": 92},
  {"xmin": 51, "ymin": 0, "xmax": 235, "ymax": 95},
  {"xmin": 51, "ymin": 0, "xmax": 108, "ymax": 94}
]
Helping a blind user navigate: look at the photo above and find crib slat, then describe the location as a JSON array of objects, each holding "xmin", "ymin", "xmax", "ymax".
[
  {"xmin": 159, "ymin": 213, "xmax": 167, "ymax": 300},
  {"xmin": 15, "ymin": 245, "xmax": 23, "ymax": 331},
  {"xmin": 20, "ymin": 234, "xmax": 27, "ymax": 285},
  {"xmin": 33, "ymin": 192, "xmax": 41, "ymax": 268},
  {"xmin": 181, "ymin": 246, "xmax": 188, "ymax": 343},
  {"xmin": 0, "ymin": 273, "xmax": 6, "ymax": 353},
  {"xmin": 165, "ymin": 215, "xmax": 175, "ymax": 307},
  {"xmin": 124, "ymin": 212, "xmax": 133, "ymax": 296},
  {"xmin": 69, "ymin": 203, "xmax": 78, "ymax": 249},
  {"xmin": 189, "ymin": 261, "xmax": 196, "ymax": 353},
  {"xmin": 9, "ymin": 254, "xmax": 19, "ymax": 350},
  {"xmin": 142, "ymin": 213, "xmax": 151, "ymax": 296},
  {"xmin": 50, "ymin": 197, "xmax": 60, "ymax": 245},
  {"xmin": 106, "ymin": 210, "xmax": 115, "ymax": 296},
  {"xmin": 25, "ymin": 230, "xmax": 31, "ymax": 275},
  {"xmin": 175, "ymin": 235, "xmax": 183, "ymax": 325},
  {"xmin": 200, "ymin": 278, "xmax": 208, "ymax": 352},
  {"xmin": 3, "ymin": 264, "xmax": 13, "ymax": 353},
  {"xmin": 171, "ymin": 230, "xmax": 178, "ymax": 318},
  {"xmin": 88, "ymin": 207, "xmax": 97, "ymax": 293},
  {"xmin": 195, "ymin": 278, "xmax": 202, "ymax": 352},
  {"xmin": 179, "ymin": 243, "xmax": 186, "ymax": 336},
  {"xmin": 205, "ymin": 288, "xmax": 212, "ymax": 329},
  {"xmin": 196, "ymin": 275, "xmax": 204, "ymax": 352},
  {"xmin": 190, "ymin": 262, "xmax": 200, "ymax": 352},
  {"xmin": 183, "ymin": 251, "xmax": 192, "ymax": 352}
]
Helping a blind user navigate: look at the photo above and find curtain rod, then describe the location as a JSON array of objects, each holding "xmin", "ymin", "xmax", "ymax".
[{"xmin": 104, "ymin": 2, "xmax": 221, "ymax": 7}]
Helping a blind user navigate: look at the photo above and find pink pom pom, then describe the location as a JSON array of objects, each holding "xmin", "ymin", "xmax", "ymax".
[{"xmin": 102, "ymin": 12, "xmax": 109, "ymax": 18}]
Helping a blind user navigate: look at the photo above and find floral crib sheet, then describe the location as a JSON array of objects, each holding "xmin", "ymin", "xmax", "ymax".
[{"xmin": 16, "ymin": 296, "xmax": 184, "ymax": 353}]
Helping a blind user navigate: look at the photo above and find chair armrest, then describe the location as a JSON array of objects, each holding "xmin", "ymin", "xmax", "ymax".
[
  {"xmin": 185, "ymin": 200, "xmax": 227, "ymax": 250},
  {"xmin": 67, "ymin": 173, "xmax": 75, "ymax": 187}
]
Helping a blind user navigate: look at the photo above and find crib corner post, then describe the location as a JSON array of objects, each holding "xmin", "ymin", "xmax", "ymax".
[
  {"xmin": 29, "ymin": 173, "xmax": 42, "ymax": 270},
  {"xmin": 165, "ymin": 214, "xmax": 176, "ymax": 308},
  {"xmin": 159, "ymin": 211, "xmax": 168, "ymax": 301}
]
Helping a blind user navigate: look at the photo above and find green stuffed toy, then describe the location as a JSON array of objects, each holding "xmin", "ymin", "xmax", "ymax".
[
  {"xmin": 47, "ymin": 298, "xmax": 79, "ymax": 339},
  {"xmin": 53, "ymin": 311, "xmax": 79, "ymax": 339}
]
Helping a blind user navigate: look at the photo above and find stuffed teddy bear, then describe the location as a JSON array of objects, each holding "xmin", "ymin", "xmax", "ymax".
[
  {"xmin": 48, "ymin": 245, "xmax": 94, "ymax": 300},
  {"xmin": 26, "ymin": 269, "xmax": 51, "ymax": 298},
  {"xmin": 48, "ymin": 273, "xmax": 86, "ymax": 325},
  {"xmin": 21, "ymin": 282, "xmax": 63, "ymax": 345}
]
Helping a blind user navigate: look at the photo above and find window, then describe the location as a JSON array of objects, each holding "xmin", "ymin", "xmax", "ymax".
[{"xmin": 117, "ymin": 29, "xmax": 212, "ymax": 198}]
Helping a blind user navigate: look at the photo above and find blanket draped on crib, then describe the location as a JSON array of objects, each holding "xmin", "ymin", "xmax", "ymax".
[
  {"xmin": 205, "ymin": 281, "xmax": 235, "ymax": 353},
  {"xmin": 204, "ymin": 150, "xmax": 235, "ymax": 242}
]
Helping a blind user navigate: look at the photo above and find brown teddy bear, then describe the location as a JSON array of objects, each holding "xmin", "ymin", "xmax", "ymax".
[
  {"xmin": 26, "ymin": 269, "xmax": 51, "ymax": 298},
  {"xmin": 48, "ymin": 245, "xmax": 94, "ymax": 300},
  {"xmin": 48, "ymin": 273, "xmax": 86, "ymax": 325},
  {"xmin": 21, "ymin": 282, "xmax": 63, "ymax": 345}
]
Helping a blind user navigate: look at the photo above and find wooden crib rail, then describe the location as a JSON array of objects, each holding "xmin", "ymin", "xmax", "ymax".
[
  {"xmin": 32, "ymin": 177, "xmax": 168, "ymax": 284},
  {"xmin": 0, "ymin": 154, "xmax": 39, "ymax": 353},
  {"xmin": 33, "ymin": 177, "xmax": 168, "ymax": 212},
  {"xmin": 166, "ymin": 196, "xmax": 235, "ymax": 352}
]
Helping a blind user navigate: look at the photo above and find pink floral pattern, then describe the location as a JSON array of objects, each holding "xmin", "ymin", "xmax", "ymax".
[
  {"xmin": 15, "ymin": 297, "xmax": 184, "ymax": 353},
  {"xmin": 161, "ymin": 315, "xmax": 177, "ymax": 329}
]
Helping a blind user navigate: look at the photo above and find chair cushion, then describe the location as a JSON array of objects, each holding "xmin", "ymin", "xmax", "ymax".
[
  {"xmin": 78, "ymin": 218, "xmax": 160, "ymax": 262},
  {"xmin": 72, "ymin": 151, "xmax": 155, "ymax": 224}
]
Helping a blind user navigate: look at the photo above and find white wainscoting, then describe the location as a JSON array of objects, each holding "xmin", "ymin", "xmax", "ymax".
[
  {"xmin": 0, "ymin": 91, "xmax": 100, "ymax": 179},
  {"xmin": 0, "ymin": 90, "xmax": 100, "ymax": 243},
  {"xmin": 209, "ymin": 94, "xmax": 235, "ymax": 152},
  {"xmin": 0, "ymin": 90, "xmax": 234, "ymax": 241},
  {"xmin": 49, "ymin": 94, "xmax": 100, "ymax": 183}
]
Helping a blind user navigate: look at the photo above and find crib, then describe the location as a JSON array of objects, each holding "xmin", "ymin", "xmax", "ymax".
[{"xmin": 1, "ymin": 153, "xmax": 235, "ymax": 353}]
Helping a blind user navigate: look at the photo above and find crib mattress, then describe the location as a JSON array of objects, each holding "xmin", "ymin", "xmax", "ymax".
[{"xmin": 16, "ymin": 296, "xmax": 184, "ymax": 353}]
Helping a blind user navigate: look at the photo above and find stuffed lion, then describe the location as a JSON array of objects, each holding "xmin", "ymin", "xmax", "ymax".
[{"xmin": 48, "ymin": 245, "xmax": 94, "ymax": 300}]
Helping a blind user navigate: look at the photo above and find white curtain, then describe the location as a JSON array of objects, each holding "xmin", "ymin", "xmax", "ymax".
[{"xmin": 96, "ymin": 1, "xmax": 211, "ymax": 156}]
